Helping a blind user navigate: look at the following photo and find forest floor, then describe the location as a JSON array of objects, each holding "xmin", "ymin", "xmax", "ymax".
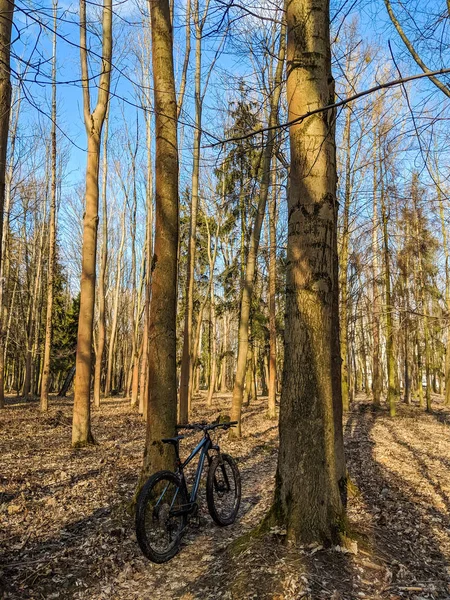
[{"xmin": 2, "ymin": 393, "xmax": 450, "ymax": 599}]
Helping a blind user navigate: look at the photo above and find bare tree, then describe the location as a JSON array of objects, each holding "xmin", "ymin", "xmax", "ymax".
[
  {"xmin": 40, "ymin": 0, "xmax": 58, "ymax": 412},
  {"xmin": 140, "ymin": 0, "xmax": 179, "ymax": 479},
  {"xmin": 268, "ymin": 0, "xmax": 346, "ymax": 542},
  {"xmin": 72, "ymin": 0, "xmax": 112, "ymax": 445},
  {"xmin": 230, "ymin": 22, "xmax": 285, "ymax": 438},
  {"xmin": 0, "ymin": 0, "xmax": 14, "ymax": 408}
]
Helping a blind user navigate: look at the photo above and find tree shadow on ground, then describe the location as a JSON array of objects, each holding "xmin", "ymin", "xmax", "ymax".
[
  {"xmin": 345, "ymin": 402, "xmax": 450, "ymax": 595},
  {"xmin": 0, "ymin": 442, "xmax": 273, "ymax": 599}
]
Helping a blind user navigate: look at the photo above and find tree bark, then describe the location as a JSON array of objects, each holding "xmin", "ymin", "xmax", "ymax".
[
  {"xmin": 40, "ymin": 0, "xmax": 58, "ymax": 412},
  {"xmin": 270, "ymin": 0, "xmax": 346, "ymax": 543},
  {"xmin": 72, "ymin": 0, "xmax": 112, "ymax": 445},
  {"xmin": 105, "ymin": 196, "xmax": 126, "ymax": 396},
  {"xmin": 139, "ymin": 98, "xmax": 154, "ymax": 417},
  {"xmin": 379, "ymin": 150, "xmax": 396, "ymax": 416},
  {"xmin": 179, "ymin": 0, "xmax": 210, "ymax": 422},
  {"xmin": 0, "ymin": 0, "xmax": 14, "ymax": 408},
  {"xmin": 140, "ymin": 0, "xmax": 179, "ymax": 480},
  {"xmin": 230, "ymin": 23, "xmax": 285, "ymax": 438},
  {"xmin": 93, "ymin": 105, "xmax": 109, "ymax": 408},
  {"xmin": 371, "ymin": 143, "xmax": 382, "ymax": 407},
  {"xmin": 340, "ymin": 107, "xmax": 352, "ymax": 412},
  {"xmin": 436, "ymin": 167, "xmax": 450, "ymax": 405},
  {"xmin": 267, "ymin": 157, "xmax": 277, "ymax": 419}
]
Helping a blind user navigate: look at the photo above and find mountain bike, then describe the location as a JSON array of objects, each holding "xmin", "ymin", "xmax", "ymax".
[{"xmin": 135, "ymin": 421, "xmax": 241, "ymax": 563}]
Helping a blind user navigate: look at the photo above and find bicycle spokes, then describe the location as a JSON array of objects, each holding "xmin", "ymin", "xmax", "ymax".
[{"xmin": 145, "ymin": 479, "xmax": 185, "ymax": 553}]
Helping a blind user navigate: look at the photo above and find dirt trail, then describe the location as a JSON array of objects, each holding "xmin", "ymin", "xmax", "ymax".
[{"xmin": 1, "ymin": 394, "xmax": 450, "ymax": 599}]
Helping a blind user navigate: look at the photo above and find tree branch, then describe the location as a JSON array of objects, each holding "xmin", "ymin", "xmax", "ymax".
[
  {"xmin": 209, "ymin": 66, "xmax": 450, "ymax": 147},
  {"xmin": 383, "ymin": 0, "xmax": 450, "ymax": 99}
]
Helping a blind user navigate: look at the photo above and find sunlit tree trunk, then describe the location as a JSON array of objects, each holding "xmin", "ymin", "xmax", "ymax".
[
  {"xmin": 139, "ymin": 91, "xmax": 154, "ymax": 417},
  {"xmin": 93, "ymin": 105, "xmax": 109, "ymax": 409},
  {"xmin": 179, "ymin": 0, "xmax": 211, "ymax": 422},
  {"xmin": 105, "ymin": 196, "xmax": 126, "ymax": 396},
  {"xmin": 436, "ymin": 169, "xmax": 450, "ymax": 405},
  {"xmin": 379, "ymin": 151, "xmax": 396, "ymax": 416},
  {"xmin": 267, "ymin": 159, "xmax": 277, "ymax": 419},
  {"xmin": 230, "ymin": 23, "xmax": 285, "ymax": 438},
  {"xmin": 220, "ymin": 313, "xmax": 228, "ymax": 392},
  {"xmin": 340, "ymin": 107, "xmax": 352, "ymax": 411},
  {"xmin": 40, "ymin": 0, "xmax": 58, "ymax": 412},
  {"xmin": 207, "ymin": 279, "xmax": 217, "ymax": 406},
  {"xmin": 372, "ymin": 143, "xmax": 382, "ymax": 407},
  {"xmin": 270, "ymin": 0, "xmax": 345, "ymax": 543},
  {"xmin": 140, "ymin": 0, "xmax": 179, "ymax": 479},
  {"xmin": 0, "ymin": 0, "xmax": 14, "ymax": 408},
  {"xmin": 72, "ymin": 0, "xmax": 112, "ymax": 445}
]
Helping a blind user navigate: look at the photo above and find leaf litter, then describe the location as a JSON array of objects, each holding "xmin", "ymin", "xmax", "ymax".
[{"xmin": 1, "ymin": 393, "xmax": 450, "ymax": 599}]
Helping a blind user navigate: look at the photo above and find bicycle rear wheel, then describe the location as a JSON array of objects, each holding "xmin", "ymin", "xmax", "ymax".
[
  {"xmin": 136, "ymin": 470, "xmax": 188, "ymax": 563},
  {"xmin": 206, "ymin": 453, "xmax": 241, "ymax": 526}
]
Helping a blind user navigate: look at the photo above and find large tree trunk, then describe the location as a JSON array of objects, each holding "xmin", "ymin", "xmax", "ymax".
[
  {"xmin": 140, "ymin": 0, "xmax": 179, "ymax": 480},
  {"xmin": 40, "ymin": 0, "xmax": 58, "ymax": 412},
  {"xmin": 270, "ymin": 0, "xmax": 345, "ymax": 543},
  {"xmin": 72, "ymin": 0, "xmax": 112, "ymax": 445}
]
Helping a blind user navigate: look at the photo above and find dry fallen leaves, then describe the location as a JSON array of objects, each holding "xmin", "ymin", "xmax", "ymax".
[{"xmin": 1, "ymin": 393, "xmax": 450, "ymax": 599}]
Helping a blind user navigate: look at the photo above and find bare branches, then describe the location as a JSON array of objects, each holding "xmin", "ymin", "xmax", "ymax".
[
  {"xmin": 210, "ymin": 67, "xmax": 450, "ymax": 147},
  {"xmin": 383, "ymin": 0, "xmax": 450, "ymax": 99}
]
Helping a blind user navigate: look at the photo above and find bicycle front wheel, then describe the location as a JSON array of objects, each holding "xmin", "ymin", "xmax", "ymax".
[
  {"xmin": 206, "ymin": 453, "xmax": 241, "ymax": 526},
  {"xmin": 136, "ymin": 470, "xmax": 188, "ymax": 563}
]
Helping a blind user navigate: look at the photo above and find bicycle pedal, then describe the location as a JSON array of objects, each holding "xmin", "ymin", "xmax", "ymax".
[{"xmin": 191, "ymin": 515, "xmax": 201, "ymax": 528}]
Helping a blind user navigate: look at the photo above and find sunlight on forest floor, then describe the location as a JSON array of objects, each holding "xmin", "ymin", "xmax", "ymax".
[{"xmin": 2, "ymin": 393, "xmax": 450, "ymax": 599}]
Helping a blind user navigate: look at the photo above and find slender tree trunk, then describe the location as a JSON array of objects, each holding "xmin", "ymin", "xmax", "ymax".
[
  {"xmin": 379, "ymin": 155, "xmax": 396, "ymax": 416},
  {"xmin": 267, "ymin": 158, "xmax": 277, "ymax": 419},
  {"xmin": 140, "ymin": 0, "xmax": 179, "ymax": 480},
  {"xmin": 139, "ymin": 103, "xmax": 154, "ymax": 417},
  {"xmin": 412, "ymin": 184, "xmax": 431, "ymax": 412},
  {"xmin": 372, "ymin": 147, "xmax": 382, "ymax": 407},
  {"xmin": 24, "ymin": 215, "xmax": 45, "ymax": 398},
  {"xmin": 40, "ymin": 0, "xmax": 58, "ymax": 412},
  {"xmin": 270, "ymin": 0, "xmax": 345, "ymax": 543},
  {"xmin": 179, "ymin": 0, "xmax": 209, "ymax": 422},
  {"xmin": 93, "ymin": 105, "xmax": 109, "ymax": 408},
  {"xmin": 340, "ymin": 108, "xmax": 352, "ymax": 411},
  {"xmin": 72, "ymin": 0, "xmax": 112, "ymax": 445},
  {"xmin": 207, "ymin": 279, "xmax": 217, "ymax": 406},
  {"xmin": 230, "ymin": 24, "xmax": 285, "ymax": 438},
  {"xmin": 220, "ymin": 313, "xmax": 228, "ymax": 392},
  {"xmin": 436, "ymin": 173, "xmax": 450, "ymax": 405},
  {"xmin": 105, "ymin": 198, "xmax": 126, "ymax": 396},
  {"xmin": 0, "ymin": 0, "xmax": 14, "ymax": 408}
]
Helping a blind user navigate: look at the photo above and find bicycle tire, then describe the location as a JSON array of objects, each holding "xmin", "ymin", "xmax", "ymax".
[
  {"xmin": 136, "ymin": 470, "xmax": 188, "ymax": 563},
  {"xmin": 206, "ymin": 453, "xmax": 241, "ymax": 526}
]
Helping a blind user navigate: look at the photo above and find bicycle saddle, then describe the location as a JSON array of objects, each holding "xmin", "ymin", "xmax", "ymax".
[{"xmin": 161, "ymin": 435, "xmax": 184, "ymax": 445}]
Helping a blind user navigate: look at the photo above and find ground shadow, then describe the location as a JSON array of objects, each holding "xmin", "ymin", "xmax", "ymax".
[{"xmin": 345, "ymin": 402, "xmax": 450, "ymax": 594}]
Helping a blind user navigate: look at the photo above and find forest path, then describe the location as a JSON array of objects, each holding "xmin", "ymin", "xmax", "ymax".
[{"xmin": 2, "ymin": 393, "xmax": 450, "ymax": 599}]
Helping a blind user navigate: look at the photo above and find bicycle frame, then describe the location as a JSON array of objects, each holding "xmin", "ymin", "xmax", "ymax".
[{"xmin": 176, "ymin": 433, "xmax": 214, "ymax": 504}]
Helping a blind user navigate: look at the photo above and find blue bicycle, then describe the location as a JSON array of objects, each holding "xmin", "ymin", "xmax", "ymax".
[{"xmin": 135, "ymin": 421, "xmax": 241, "ymax": 563}]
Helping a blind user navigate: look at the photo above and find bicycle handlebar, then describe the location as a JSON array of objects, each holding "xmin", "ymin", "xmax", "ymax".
[{"xmin": 176, "ymin": 421, "xmax": 238, "ymax": 432}]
